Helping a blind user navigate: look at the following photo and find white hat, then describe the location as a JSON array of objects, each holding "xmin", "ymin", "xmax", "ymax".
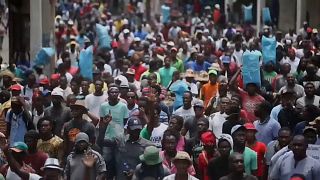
[
  {"xmin": 134, "ymin": 37, "xmax": 141, "ymax": 42},
  {"xmin": 43, "ymin": 158, "xmax": 62, "ymax": 171},
  {"xmin": 115, "ymin": 75, "xmax": 129, "ymax": 88},
  {"xmin": 123, "ymin": 29, "xmax": 130, "ymax": 34},
  {"xmin": 123, "ymin": 18, "xmax": 129, "ymax": 25},
  {"xmin": 205, "ymin": 6, "xmax": 211, "ymax": 10},
  {"xmin": 204, "ymin": 29, "xmax": 209, "ymax": 33},
  {"xmin": 215, "ymin": 4, "xmax": 220, "ymax": 9},
  {"xmin": 199, "ymin": 23, "xmax": 205, "ymax": 27},
  {"xmin": 167, "ymin": 41, "xmax": 175, "ymax": 47},
  {"xmin": 67, "ymin": 20, "xmax": 74, "ymax": 26},
  {"xmin": 51, "ymin": 87, "xmax": 64, "ymax": 99}
]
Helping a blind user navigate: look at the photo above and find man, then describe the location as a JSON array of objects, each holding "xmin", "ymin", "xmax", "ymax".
[
  {"xmin": 126, "ymin": 68, "xmax": 141, "ymax": 94},
  {"xmin": 272, "ymin": 63, "xmax": 291, "ymax": 92},
  {"xmin": 265, "ymin": 127, "xmax": 292, "ymax": 169},
  {"xmin": 37, "ymin": 117, "xmax": 63, "ymax": 159},
  {"xmin": 183, "ymin": 69, "xmax": 198, "ymax": 96},
  {"xmin": 183, "ymin": 100, "xmax": 205, "ymax": 138},
  {"xmin": 115, "ymin": 116, "xmax": 153, "ymax": 180},
  {"xmin": 201, "ymin": 69, "xmax": 219, "ymax": 108},
  {"xmin": 131, "ymin": 53, "xmax": 147, "ymax": 81},
  {"xmin": 296, "ymin": 82, "xmax": 320, "ymax": 108},
  {"xmin": 126, "ymin": 91, "xmax": 139, "ymax": 117},
  {"xmin": 253, "ymin": 101, "xmax": 281, "ymax": 145},
  {"xmin": 187, "ymin": 53, "xmax": 211, "ymax": 72},
  {"xmin": 65, "ymin": 132, "xmax": 106, "ymax": 180},
  {"xmin": 219, "ymin": 152, "xmax": 258, "ymax": 180},
  {"xmin": 163, "ymin": 151, "xmax": 198, "ymax": 180},
  {"xmin": 170, "ymin": 47, "xmax": 184, "ymax": 73},
  {"xmin": 23, "ymin": 130, "xmax": 48, "ymax": 175},
  {"xmin": 269, "ymin": 135, "xmax": 320, "ymax": 180},
  {"xmin": 159, "ymin": 56, "xmax": 177, "ymax": 88},
  {"xmin": 85, "ymin": 79, "xmax": 108, "ymax": 119},
  {"xmin": 23, "ymin": 73, "xmax": 37, "ymax": 102},
  {"xmin": 63, "ymin": 100, "xmax": 96, "ymax": 158},
  {"xmin": 6, "ymin": 96, "xmax": 34, "ymax": 146},
  {"xmin": 209, "ymin": 97, "xmax": 230, "ymax": 137},
  {"xmin": 230, "ymin": 125, "xmax": 257, "ymax": 175},
  {"xmin": 0, "ymin": 90, "xmax": 10, "ymax": 135},
  {"xmin": 279, "ymin": 73, "xmax": 305, "ymax": 99},
  {"xmin": 208, "ymin": 134, "xmax": 233, "ymax": 180},
  {"xmin": 222, "ymin": 104, "xmax": 244, "ymax": 135},
  {"xmin": 44, "ymin": 87, "xmax": 72, "ymax": 137},
  {"xmin": 173, "ymin": 91, "xmax": 195, "ymax": 132},
  {"xmin": 280, "ymin": 49, "xmax": 300, "ymax": 73}
]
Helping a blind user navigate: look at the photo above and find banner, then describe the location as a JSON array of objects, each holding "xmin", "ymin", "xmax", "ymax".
[
  {"xmin": 262, "ymin": 7, "xmax": 271, "ymax": 24},
  {"xmin": 79, "ymin": 46, "xmax": 93, "ymax": 80},
  {"xmin": 34, "ymin": 48, "xmax": 55, "ymax": 66},
  {"xmin": 262, "ymin": 36, "xmax": 276, "ymax": 64},
  {"xmin": 242, "ymin": 50, "xmax": 261, "ymax": 87},
  {"xmin": 243, "ymin": 4, "xmax": 253, "ymax": 23},
  {"xmin": 96, "ymin": 23, "xmax": 111, "ymax": 49},
  {"xmin": 161, "ymin": 5, "xmax": 170, "ymax": 24}
]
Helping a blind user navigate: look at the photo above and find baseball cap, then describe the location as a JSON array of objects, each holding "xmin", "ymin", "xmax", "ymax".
[
  {"xmin": 40, "ymin": 78, "xmax": 49, "ymax": 85},
  {"xmin": 185, "ymin": 69, "xmax": 195, "ymax": 78},
  {"xmin": 51, "ymin": 87, "xmax": 64, "ymax": 99},
  {"xmin": 215, "ymin": 4, "xmax": 220, "ymax": 9},
  {"xmin": 231, "ymin": 125, "xmax": 246, "ymax": 135},
  {"xmin": 111, "ymin": 41, "xmax": 119, "ymax": 48},
  {"xmin": 208, "ymin": 69, "xmax": 218, "ymax": 76},
  {"xmin": 43, "ymin": 158, "xmax": 63, "ymax": 171},
  {"xmin": 70, "ymin": 100, "xmax": 87, "ymax": 112},
  {"xmin": 313, "ymin": 28, "xmax": 318, "ymax": 34},
  {"xmin": 193, "ymin": 99, "xmax": 204, "ymax": 108},
  {"xmin": 221, "ymin": 56, "xmax": 231, "ymax": 64},
  {"xmin": 115, "ymin": 75, "xmax": 129, "ymax": 88},
  {"xmin": 123, "ymin": 29, "xmax": 130, "ymax": 34},
  {"xmin": 134, "ymin": 37, "xmax": 141, "ymax": 42},
  {"xmin": 201, "ymin": 131, "xmax": 216, "ymax": 146},
  {"xmin": 167, "ymin": 41, "xmax": 175, "ymax": 47},
  {"xmin": 10, "ymin": 84, "xmax": 22, "ymax": 91},
  {"xmin": 218, "ymin": 134, "xmax": 233, "ymax": 147},
  {"xmin": 173, "ymin": 151, "xmax": 192, "ymax": 164},
  {"xmin": 75, "ymin": 132, "xmax": 89, "ymax": 144},
  {"xmin": 244, "ymin": 123, "xmax": 257, "ymax": 132},
  {"xmin": 10, "ymin": 142, "xmax": 28, "ymax": 153},
  {"xmin": 127, "ymin": 116, "xmax": 143, "ymax": 130},
  {"xmin": 126, "ymin": 68, "xmax": 136, "ymax": 75},
  {"xmin": 171, "ymin": 47, "xmax": 178, "ymax": 52},
  {"xmin": 50, "ymin": 73, "xmax": 60, "ymax": 80}
]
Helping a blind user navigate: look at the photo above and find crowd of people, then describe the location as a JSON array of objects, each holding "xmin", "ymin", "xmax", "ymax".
[{"xmin": 1, "ymin": 0, "xmax": 320, "ymax": 180}]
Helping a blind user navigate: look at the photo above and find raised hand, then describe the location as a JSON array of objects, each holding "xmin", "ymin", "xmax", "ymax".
[{"xmin": 82, "ymin": 151, "xmax": 97, "ymax": 168}]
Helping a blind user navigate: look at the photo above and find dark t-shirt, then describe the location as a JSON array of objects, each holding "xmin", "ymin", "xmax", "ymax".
[
  {"xmin": 222, "ymin": 119, "xmax": 244, "ymax": 135},
  {"xmin": 63, "ymin": 119, "xmax": 96, "ymax": 154},
  {"xmin": 219, "ymin": 174, "xmax": 258, "ymax": 180},
  {"xmin": 208, "ymin": 156, "xmax": 229, "ymax": 180},
  {"xmin": 44, "ymin": 105, "xmax": 72, "ymax": 137}
]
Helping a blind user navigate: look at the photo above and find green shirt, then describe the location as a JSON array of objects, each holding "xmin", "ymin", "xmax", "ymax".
[
  {"xmin": 140, "ymin": 127, "xmax": 151, "ymax": 140},
  {"xmin": 159, "ymin": 66, "xmax": 177, "ymax": 87},
  {"xmin": 231, "ymin": 147, "xmax": 257, "ymax": 175},
  {"xmin": 171, "ymin": 58, "xmax": 184, "ymax": 73},
  {"xmin": 140, "ymin": 71, "xmax": 161, "ymax": 83},
  {"xmin": 263, "ymin": 71, "xmax": 277, "ymax": 84}
]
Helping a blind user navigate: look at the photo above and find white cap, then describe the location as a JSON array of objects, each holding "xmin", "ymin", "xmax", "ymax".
[
  {"xmin": 205, "ymin": 6, "xmax": 211, "ymax": 10},
  {"xmin": 51, "ymin": 87, "xmax": 64, "ymax": 99},
  {"xmin": 134, "ymin": 37, "xmax": 141, "ymax": 42},
  {"xmin": 167, "ymin": 41, "xmax": 175, "ymax": 47},
  {"xmin": 123, "ymin": 18, "xmax": 129, "ymax": 25},
  {"xmin": 115, "ymin": 75, "xmax": 129, "ymax": 88},
  {"xmin": 215, "ymin": 4, "xmax": 220, "ymax": 9},
  {"xmin": 67, "ymin": 20, "xmax": 74, "ymax": 26},
  {"xmin": 204, "ymin": 29, "xmax": 209, "ymax": 33},
  {"xmin": 199, "ymin": 23, "xmax": 205, "ymax": 27},
  {"xmin": 123, "ymin": 29, "xmax": 130, "ymax": 34}
]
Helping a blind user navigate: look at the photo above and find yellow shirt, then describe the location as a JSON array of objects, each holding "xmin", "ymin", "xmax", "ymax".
[{"xmin": 37, "ymin": 135, "xmax": 63, "ymax": 159}]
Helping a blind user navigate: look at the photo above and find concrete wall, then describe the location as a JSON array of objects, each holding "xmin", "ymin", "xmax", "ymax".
[
  {"xmin": 278, "ymin": 0, "xmax": 296, "ymax": 31},
  {"xmin": 306, "ymin": 0, "xmax": 320, "ymax": 29}
]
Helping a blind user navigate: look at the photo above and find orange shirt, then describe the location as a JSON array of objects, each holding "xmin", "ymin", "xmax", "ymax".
[{"xmin": 201, "ymin": 82, "xmax": 219, "ymax": 108}]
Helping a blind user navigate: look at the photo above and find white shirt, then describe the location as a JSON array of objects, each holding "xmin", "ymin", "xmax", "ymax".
[
  {"xmin": 280, "ymin": 57, "xmax": 300, "ymax": 73},
  {"xmin": 164, "ymin": 174, "xmax": 199, "ymax": 180},
  {"xmin": 150, "ymin": 123, "xmax": 168, "ymax": 149},
  {"xmin": 209, "ymin": 112, "xmax": 227, "ymax": 137},
  {"xmin": 85, "ymin": 94, "xmax": 108, "ymax": 117},
  {"xmin": 232, "ymin": 49, "xmax": 244, "ymax": 67}
]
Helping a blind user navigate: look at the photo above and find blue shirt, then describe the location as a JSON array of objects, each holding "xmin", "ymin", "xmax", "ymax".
[
  {"xmin": 186, "ymin": 61, "xmax": 211, "ymax": 72},
  {"xmin": 253, "ymin": 117, "xmax": 281, "ymax": 145},
  {"xmin": 270, "ymin": 104, "xmax": 283, "ymax": 121},
  {"xmin": 134, "ymin": 31, "xmax": 148, "ymax": 40},
  {"xmin": 5, "ymin": 111, "xmax": 28, "ymax": 146}
]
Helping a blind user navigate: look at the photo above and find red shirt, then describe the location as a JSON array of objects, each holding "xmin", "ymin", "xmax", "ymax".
[
  {"xmin": 23, "ymin": 151, "xmax": 48, "ymax": 176},
  {"xmin": 239, "ymin": 88, "xmax": 265, "ymax": 123},
  {"xmin": 248, "ymin": 142, "xmax": 267, "ymax": 177},
  {"xmin": 131, "ymin": 64, "xmax": 147, "ymax": 81},
  {"xmin": 198, "ymin": 151, "xmax": 218, "ymax": 180}
]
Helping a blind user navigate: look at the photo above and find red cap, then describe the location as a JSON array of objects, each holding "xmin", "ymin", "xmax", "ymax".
[
  {"xmin": 156, "ymin": 47, "xmax": 165, "ymax": 55},
  {"xmin": 10, "ymin": 84, "xmax": 22, "ymax": 91},
  {"xmin": 40, "ymin": 78, "xmax": 49, "ymax": 85},
  {"xmin": 111, "ymin": 41, "xmax": 119, "ymax": 48},
  {"xmin": 50, "ymin": 74, "xmax": 60, "ymax": 80},
  {"xmin": 201, "ymin": 131, "xmax": 216, "ymax": 146},
  {"xmin": 244, "ymin": 123, "xmax": 257, "ymax": 132},
  {"xmin": 307, "ymin": 27, "xmax": 313, "ymax": 33},
  {"xmin": 170, "ymin": 47, "xmax": 178, "ymax": 52}
]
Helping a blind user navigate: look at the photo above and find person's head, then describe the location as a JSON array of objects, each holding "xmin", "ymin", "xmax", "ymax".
[
  {"xmin": 290, "ymin": 174, "xmax": 306, "ymax": 180},
  {"xmin": 219, "ymin": 97, "xmax": 230, "ymax": 113},
  {"xmin": 193, "ymin": 100, "xmax": 205, "ymax": 118},
  {"xmin": 11, "ymin": 96, "xmax": 23, "ymax": 114},
  {"xmin": 218, "ymin": 83, "xmax": 228, "ymax": 97},
  {"xmin": 10, "ymin": 84, "xmax": 22, "ymax": 97},
  {"xmin": 59, "ymin": 76, "xmax": 68, "ymax": 89},
  {"xmin": 288, "ymin": 48, "xmax": 296, "ymax": 59},
  {"xmin": 244, "ymin": 123, "xmax": 257, "ymax": 142},
  {"xmin": 70, "ymin": 79, "xmax": 80, "ymax": 94},
  {"xmin": 126, "ymin": 90, "xmax": 137, "ymax": 107},
  {"xmin": 197, "ymin": 117, "xmax": 209, "ymax": 134},
  {"xmin": 152, "ymin": 104, "xmax": 162, "ymax": 125},
  {"xmin": 172, "ymin": 71, "xmax": 180, "ymax": 82},
  {"xmin": 140, "ymin": 146, "xmax": 162, "ymax": 166},
  {"xmin": 201, "ymin": 131, "xmax": 216, "ymax": 154},
  {"xmin": 37, "ymin": 117, "xmax": 54, "ymax": 136},
  {"xmin": 70, "ymin": 101, "xmax": 87, "ymax": 119},
  {"xmin": 10, "ymin": 142, "xmax": 28, "ymax": 162},
  {"xmin": 51, "ymin": 88, "xmax": 64, "ymax": 107},
  {"xmin": 217, "ymin": 134, "xmax": 233, "ymax": 157},
  {"xmin": 164, "ymin": 56, "xmax": 171, "ymax": 68},
  {"xmin": 183, "ymin": 91, "xmax": 193, "ymax": 109},
  {"xmin": 61, "ymin": 51, "xmax": 71, "ymax": 68},
  {"xmin": 42, "ymin": 158, "xmax": 63, "ymax": 180},
  {"xmin": 264, "ymin": 62, "xmax": 275, "ymax": 73},
  {"xmin": 245, "ymin": 83, "xmax": 258, "ymax": 96},
  {"xmin": 291, "ymin": 135, "xmax": 308, "ymax": 160},
  {"xmin": 147, "ymin": 73, "xmax": 158, "ymax": 86},
  {"xmin": 24, "ymin": 130, "xmax": 39, "ymax": 152},
  {"xmin": 226, "ymin": 104, "xmax": 241, "ymax": 121},
  {"xmin": 1, "ymin": 70, "xmax": 14, "ymax": 86},
  {"xmin": 0, "ymin": 90, "xmax": 10, "ymax": 104},
  {"xmin": 162, "ymin": 130, "xmax": 179, "ymax": 154},
  {"xmin": 286, "ymin": 73, "xmax": 296, "ymax": 86},
  {"xmin": 74, "ymin": 132, "xmax": 90, "ymax": 154},
  {"xmin": 306, "ymin": 63, "xmax": 317, "ymax": 76},
  {"xmin": 229, "ymin": 152, "xmax": 245, "ymax": 174},
  {"xmin": 27, "ymin": 73, "xmax": 36, "ymax": 87},
  {"xmin": 280, "ymin": 91, "xmax": 296, "ymax": 109},
  {"xmin": 208, "ymin": 70, "xmax": 218, "ymax": 84},
  {"xmin": 127, "ymin": 116, "xmax": 143, "ymax": 141},
  {"xmin": 173, "ymin": 151, "xmax": 192, "ymax": 174},
  {"xmin": 278, "ymin": 127, "xmax": 292, "ymax": 148},
  {"xmin": 281, "ymin": 63, "xmax": 291, "ymax": 75},
  {"xmin": 138, "ymin": 96, "xmax": 149, "ymax": 109},
  {"xmin": 304, "ymin": 82, "xmax": 315, "ymax": 98},
  {"xmin": 81, "ymin": 79, "xmax": 90, "ymax": 95},
  {"xmin": 169, "ymin": 115, "xmax": 184, "ymax": 132},
  {"xmin": 254, "ymin": 101, "xmax": 272, "ymax": 120},
  {"xmin": 66, "ymin": 94, "xmax": 77, "ymax": 107},
  {"xmin": 94, "ymin": 79, "xmax": 104, "ymax": 94},
  {"xmin": 170, "ymin": 48, "xmax": 178, "ymax": 59},
  {"xmin": 50, "ymin": 74, "xmax": 60, "ymax": 89},
  {"xmin": 108, "ymin": 86, "xmax": 120, "ymax": 102},
  {"xmin": 32, "ymin": 92, "xmax": 44, "ymax": 110},
  {"xmin": 196, "ymin": 53, "xmax": 205, "ymax": 64},
  {"xmin": 231, "ymin": 125, "xmax": 247, "ymax": 147},
  {"xmin": 303, "ymin": 127, "xmax": 317, "ymax": 144},
  {"xmin": 132, "ymin": 53, "xmax": 142, "ymax": 66}
]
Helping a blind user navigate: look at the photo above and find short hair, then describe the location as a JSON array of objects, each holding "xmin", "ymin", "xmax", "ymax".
[
  {"xmin": 304, "ymin": 82, "xmax": 315, "ymax": 88},
  {"xmin": 150, "ymin": 84, "xmax": 162, "ymax": 95},
  {"xmin": 278, "ymin": 127, "xmax": 292, "ymax": 136},
  {"xmin": 24, "ymin": 130, "xmax": 39, "ymax": 140},
  {"xmin": 257, "ymin": 101, "xmax": 273, "ymax": 114},
  {"xmin": 37, "ymin": 116, "xmax": 55, "ymax": 132},
  {"xmin": 170, "ymin": 115, "xmax": 184, "ymax": 130},
  {"xmin": 162, "ymin": 129, "xmax": 180, "ymax": 144},
  {"xmin": 183, "ymin": 91, "xmax": 193, "ymax": 98},
  {"xmin": 198, "ymin": 117, "xmax": 209, "ymax": 127}
]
